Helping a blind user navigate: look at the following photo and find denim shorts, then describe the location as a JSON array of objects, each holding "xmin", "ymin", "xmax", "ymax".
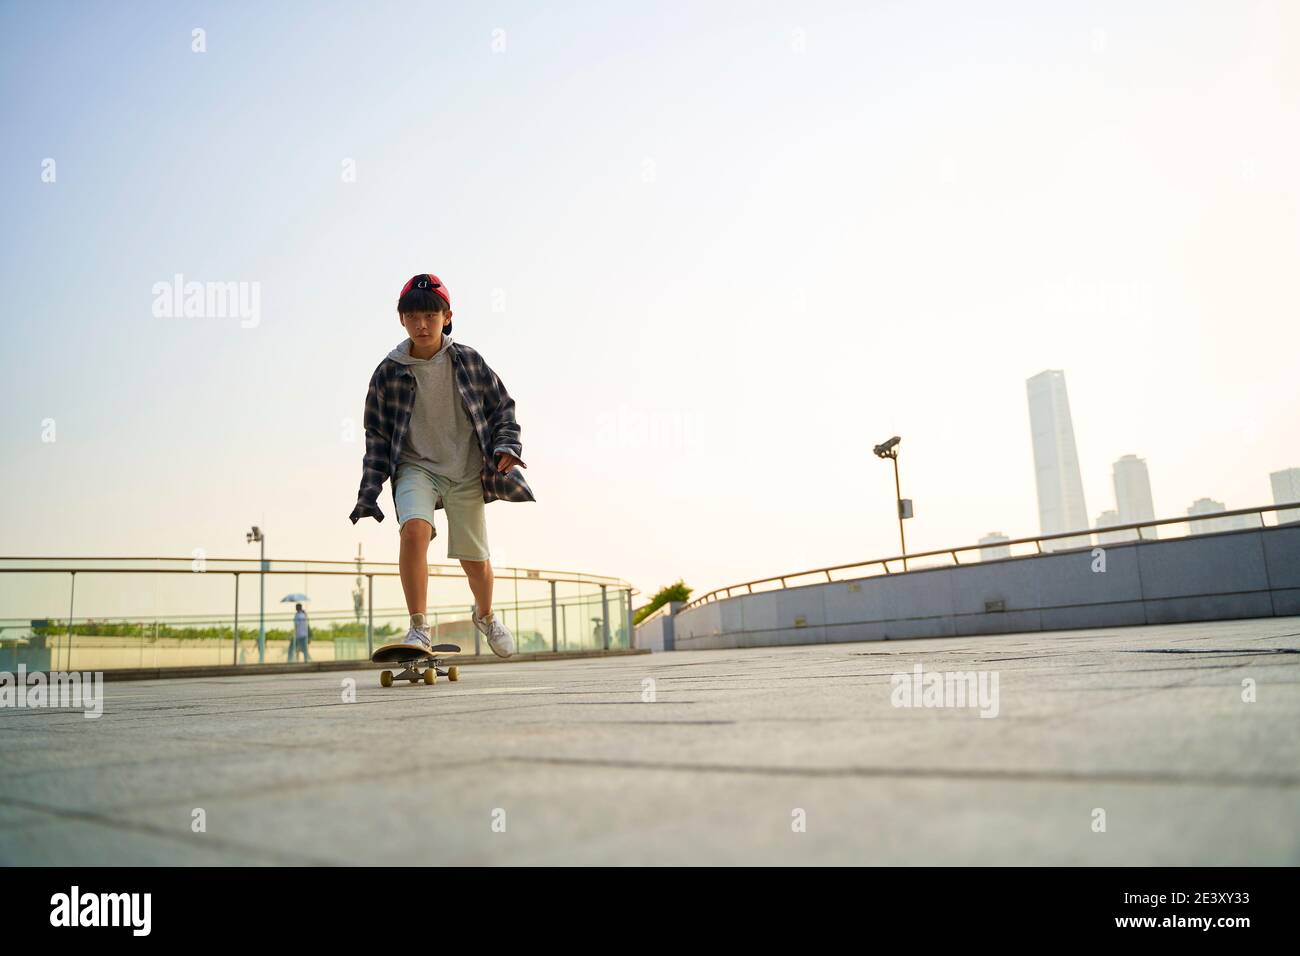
[{"xmin": 393, "ymin": 461, "xmax": 490, "ymax": 561}]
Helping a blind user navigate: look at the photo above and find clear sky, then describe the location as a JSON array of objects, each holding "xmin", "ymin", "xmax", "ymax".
[{"xmin": 2, "ymin": 0, "xmax": 1297, "ymax": 605}]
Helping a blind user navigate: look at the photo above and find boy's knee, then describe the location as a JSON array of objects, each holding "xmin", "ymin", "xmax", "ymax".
[{"xmin": 400, "ymin": 518, "xmax": 433, "ymax": 543}]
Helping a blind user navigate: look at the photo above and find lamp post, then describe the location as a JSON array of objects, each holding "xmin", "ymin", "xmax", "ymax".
[
  {"xmin": 246, "ymin": 525, "xmax": 266, "ymax": 663},
  {"xmin": 873, "ymin": 436, "xmax": 910, "ymax": 571}
]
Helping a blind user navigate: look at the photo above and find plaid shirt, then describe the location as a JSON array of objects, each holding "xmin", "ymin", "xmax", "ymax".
[{"xmin": 349, "ymin": 340, "xmax": 535, "ymax": 524}]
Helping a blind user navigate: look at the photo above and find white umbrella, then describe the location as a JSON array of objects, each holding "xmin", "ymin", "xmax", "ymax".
[{"xmin": 280, "ymin": 593, "xmax": 310, "ymax": 603}]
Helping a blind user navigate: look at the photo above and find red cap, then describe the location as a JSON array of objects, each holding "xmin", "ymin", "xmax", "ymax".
[{"xmin": 398, "ymin": 273, "xmax": 452, "ymax": 313}]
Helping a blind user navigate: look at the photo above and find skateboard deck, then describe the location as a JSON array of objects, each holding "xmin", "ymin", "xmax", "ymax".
[{"xmin": 371, "ymin": 642, "xmax": 461, "ymax": 687}]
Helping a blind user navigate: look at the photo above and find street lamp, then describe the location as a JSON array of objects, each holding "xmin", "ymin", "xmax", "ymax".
[
  {"xmin": 873, "ymin": 436, "xmax": 911, "ymax": 571},
  {"xmin": 352, "ymin": 543, "xmax": 365, "ymax": 624},
  {"xmin": 246, "ymin": 525, "xmax": 266, "ymax": 663}
]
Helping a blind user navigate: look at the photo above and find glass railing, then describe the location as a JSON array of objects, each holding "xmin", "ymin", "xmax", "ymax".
[{"xmin": 0, "ymin": 557, "xmax": 635, "ymax": 671}]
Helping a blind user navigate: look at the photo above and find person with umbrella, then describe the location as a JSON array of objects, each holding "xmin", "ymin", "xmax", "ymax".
[{"xmin": 284, "ymin": 595, "xmax": 312, "ymax": 663}]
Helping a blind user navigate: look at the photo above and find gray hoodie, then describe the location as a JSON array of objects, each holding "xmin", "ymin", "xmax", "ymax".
[{"xmin": 387, "ymin": 333, "xmax": 484, "ymax": 483}]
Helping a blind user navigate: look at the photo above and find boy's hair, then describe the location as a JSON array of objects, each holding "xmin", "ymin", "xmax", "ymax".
[{"xmin": 397, "ymin": 286, "xmax": 452, "ymax": 334}]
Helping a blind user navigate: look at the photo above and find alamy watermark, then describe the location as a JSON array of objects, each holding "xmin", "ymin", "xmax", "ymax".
[
  {"xmin": 151, "ymin": 273, "xmax": 260, "ymax": 328},
  {"xmin": 50, "ymin": 886, "xmax": 150, "ymax": 935},
  {"xmin": 1, "ymin": 666, "xmax": 105, "ymax": 719},
  {"xmin": 890, "ymin": 663, "xmax": 999, "ymax": 718}
]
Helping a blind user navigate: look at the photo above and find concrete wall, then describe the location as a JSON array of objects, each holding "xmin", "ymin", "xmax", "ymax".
[
  {"xmin": 667, "ymin": 525, "xmax": 1300, "ymax": 650},
  {"xmin": 633, "ymin": 602, "xmax": 681, "ymax": 651}
]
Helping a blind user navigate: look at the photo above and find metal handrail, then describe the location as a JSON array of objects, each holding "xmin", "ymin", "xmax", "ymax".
[
  {"xmin": 0, "ymin": 560, "xmax": 631, "ymax": 590},
  {"xmin": 0, "ymin": 591, "xmax": 629, "ymax": 627},
  {"xmin": 681, "ymin": 502, "xmax": 1297, "ymax": 611},
  {"xmin": 0, "ymin": 555, "xmax": 630, "ymax": 587}
]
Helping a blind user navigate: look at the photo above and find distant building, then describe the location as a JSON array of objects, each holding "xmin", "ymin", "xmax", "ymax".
[
  {"xmin": 1026, "ymin": 370, "xmax": 1090, "ymax": 550},
  {"xmin": 1113, "ymin": 454, "xmax": 1157, "ymax": 539},
  {"xmin": 1270, "ymin": 467, "xmax": 1300, "ymax": 525},
  {"xmin": 1094, "ymin": 509, "xmax": 1134, "ymax": 545},
  {"xmin": 1186, "ymin": 498, "xmax": 1256, "ymax": 536},
  {"xmin": 978, "ymin": 532, "xmax": 1011, "ymax": 561}
]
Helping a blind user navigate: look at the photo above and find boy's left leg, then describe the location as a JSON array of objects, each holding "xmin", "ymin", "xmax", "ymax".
[
  {"xmin": 443, "ymin": 474, "xmax": 514, "ymax": 658},
  {"xmin": 462, "ymin": 557, "xmax": 513, "ymax": 657},
  {"xmin": 442, "ymin": 473, "xmax": 493, "ymax": 615},
  {"xmin": 459, "ymin": 558, "xmax": 493, "ymax": 619}
]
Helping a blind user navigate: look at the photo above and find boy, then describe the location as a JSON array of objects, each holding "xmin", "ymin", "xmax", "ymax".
[{"xmin": 349, "ymin": 273, "xmax": 535, "ymax": 658}]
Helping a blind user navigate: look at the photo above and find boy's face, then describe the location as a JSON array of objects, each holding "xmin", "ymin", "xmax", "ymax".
[{"xmin": 400, "ymin": 309, "xmax": 448, "ymax": 346}]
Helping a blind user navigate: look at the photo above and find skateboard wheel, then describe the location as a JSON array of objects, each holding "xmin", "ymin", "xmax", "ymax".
[
  {"xmin": 380, "ymin": 671, "xmax": 393, "ymax": 688},
  {"xmin": 424, "ymin": 668, "xmax": 437, "ymax": 685},
  {"xmin": 448, "ymin": 666, "xmax": 459, "ymax": 682}
]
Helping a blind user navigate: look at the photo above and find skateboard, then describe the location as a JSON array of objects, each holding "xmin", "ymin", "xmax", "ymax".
[{"xmin": 371, "ymin": 642, "xmax": 461, "ymax": 687}]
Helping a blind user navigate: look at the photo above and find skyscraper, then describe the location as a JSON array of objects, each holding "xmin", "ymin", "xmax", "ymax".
[
  {"xmin": 978, "ymin": 532, "xmax": 1011, "ymax": 561},
  {"xmin": 1113, "ymin": 454, "xmax": 1157, "ymax": 538},
  {"xmin": 1094, "ymin": 509, "xmax": 1133, "ymax": 545},
  {"xmin": 1187, "ymin": 498, "xmax": 1256, "ymax": 535},
  {"xmin": 1270, "ymin": 467, "xmax": 1300, "ymax": 525},
  {"xmin": 1026, "ymin": 370, "xmax": 1090, "ymax": 550}
]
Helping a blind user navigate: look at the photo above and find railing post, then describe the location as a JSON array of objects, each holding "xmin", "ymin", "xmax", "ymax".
[
  {"xmin": 550, "ymin": 580, "xmax": 558, "ymax": 654},
  {"xmin": 233, "ymin": 572, "xmax": 240, "ymax": 666},
  {"xmin": 600, "ymin": 584, "xmax": 609, "ymax": 651},
  {"xmin": 258, "ymin": 544, "xmax": 266, "ymax": 664},
  {"xmin": 366, "ymin": 573, "xmax": 374, "ymax": 656},
  {"xmin": 65, "ymin": 570, "xmax": 76, "ymax": 671},
  {"xmin": 625, "ymin": 588, "xmax": 633, "ymax": 650}
]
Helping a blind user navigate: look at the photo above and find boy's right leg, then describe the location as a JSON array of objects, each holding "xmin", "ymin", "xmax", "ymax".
[
  {"xmin": 396, "ymin": 519, "xmax": 435, "ymax": 650},
  {"xmin": 399, "ymin": 518, "xmax": 434, "ymax": 616},
  {"xmin": 393, "ymin": 462, "xmax": 440, "ymax": 646}
]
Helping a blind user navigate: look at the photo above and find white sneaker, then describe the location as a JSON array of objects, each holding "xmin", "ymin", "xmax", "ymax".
[
  {"xmin": 473, "ymin": 607, "xmax": 515, "ymax": 658},
  {"xmin": 400, "ymin": 626, "xmax": 433, "ymax": 653}
]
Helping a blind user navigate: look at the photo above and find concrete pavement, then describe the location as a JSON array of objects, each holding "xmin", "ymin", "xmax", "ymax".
[{"xmin": 2, "ymin": 617, "xmax": 1298, "ymax": 865}]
